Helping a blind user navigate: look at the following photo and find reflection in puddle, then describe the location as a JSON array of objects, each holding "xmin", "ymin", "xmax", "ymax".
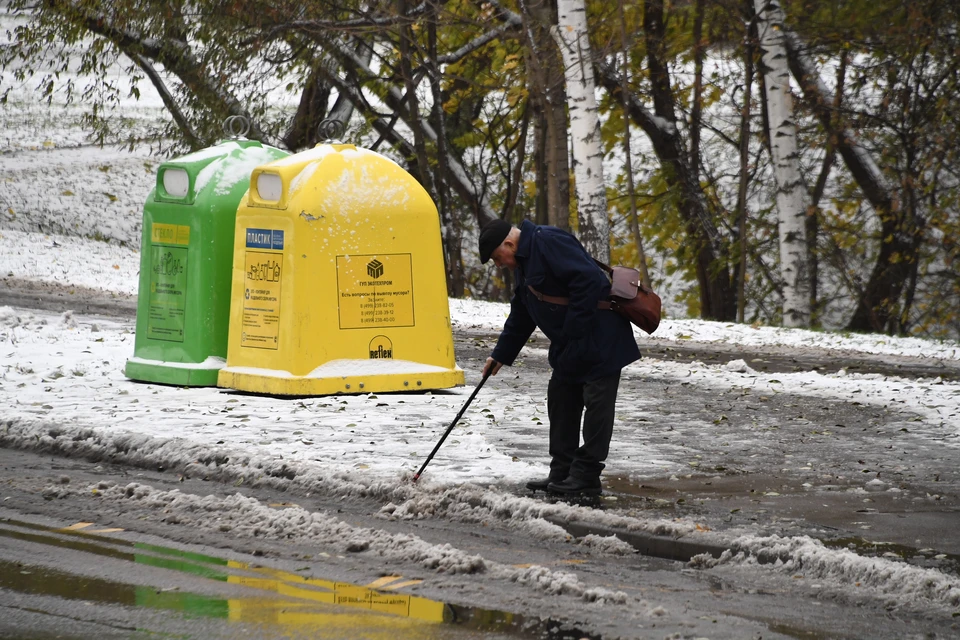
[
  {"xmin": 0, "ymin": 518, "xmax": 599, "ymax": 639},
  {"xmin": 595, "ymin": 475, "xmax": 690, "ymax": 512},
  {"xmin": 762, "ymin": 621, "xmax": 837, "ymax": 640}
]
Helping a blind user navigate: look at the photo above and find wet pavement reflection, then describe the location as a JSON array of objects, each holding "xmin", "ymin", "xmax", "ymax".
[{"xmin": 0, "ymin": 517, "xmax": 599, "ymax": 639}]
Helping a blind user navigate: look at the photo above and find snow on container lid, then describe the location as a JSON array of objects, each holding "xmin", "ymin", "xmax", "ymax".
[{"xmin": 155, "ymin": 140, "xmax": 276, "ymax": 205}]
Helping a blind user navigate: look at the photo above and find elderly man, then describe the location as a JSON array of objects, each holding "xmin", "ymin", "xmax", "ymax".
[{"xmin": 479, "ymin": 218, "xmax": 640, "ymax": 496}]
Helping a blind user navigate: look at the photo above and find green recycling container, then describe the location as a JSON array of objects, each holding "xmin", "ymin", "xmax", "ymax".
[{"xmin": 125, "ymin": 139, "xmax": 290, "ymax": 386}]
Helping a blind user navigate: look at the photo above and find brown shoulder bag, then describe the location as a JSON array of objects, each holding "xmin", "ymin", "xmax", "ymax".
[{"xmin": 594, "ymin": 260, "xmax": 662, "ymax": 335}]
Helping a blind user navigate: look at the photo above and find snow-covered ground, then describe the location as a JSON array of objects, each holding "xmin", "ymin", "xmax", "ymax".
[{"xmin": 2, "ymin": 229, "xmax": 959, "ymax": 488}]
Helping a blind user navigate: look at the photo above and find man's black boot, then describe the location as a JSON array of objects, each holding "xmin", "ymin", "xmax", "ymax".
[
  {"xmin": 547, "ymin": 476, "xmax": 602, "ymax": 496},
  {"xmin": 526, "ymin": 473, "xmax": 567, "ymax": 492}
]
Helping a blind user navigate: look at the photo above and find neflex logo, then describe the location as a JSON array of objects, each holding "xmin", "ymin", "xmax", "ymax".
[
  {"xmin": 246, "ymin": 228, "xmax": 284, "ymax": 250},
  {"xmin": 367, "ymin": 259, "xmax": 384, "ymax": 278},
  {"xmin": 369, "ymin": 335, "xmax": 393, "ymax": 359}
]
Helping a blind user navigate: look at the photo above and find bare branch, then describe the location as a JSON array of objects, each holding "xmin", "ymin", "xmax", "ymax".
[
  {"xmin": 47, "ymin": 0, "xmax": 266, "ymax": 142},
  {"xmin": 319, "ymin": 37, "xmax": 498, "ymax": 225},
  {"xmin": 129, "ymin": 53, "xmax": 202, "ymax": 151},
  {"xmin": 437, "ymin": 21, "xmax": 521, "ymax": 65}
]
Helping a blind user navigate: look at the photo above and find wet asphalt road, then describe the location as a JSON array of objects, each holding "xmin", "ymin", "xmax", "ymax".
[
  {"xmin": 3, "ymin": 446, "xmax": 958, "ymax": 640},
  {"xmin": 0, "ymin": 450, "xmax": 535, "ymax": 640}
]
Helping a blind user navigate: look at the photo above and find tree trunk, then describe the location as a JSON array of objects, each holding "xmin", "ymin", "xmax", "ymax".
[
  {"xmin": 804, "ymin": 54, "xmax": 845, "ymax": 327},
  {"xmin": 532, "ymin": 102, "xmax": 551, "ymax": 225},
  {"xmin": 890, "ymin": 147, "xmax": 925, "ymax": 335},
  {"xmin": 427, "ymin": 5, "xmax": 464, "ymax": 297},
  {"xmin": 736, "ymin": 0, "xmax": 755, "ymax": 324},
  {"xmin": 324, "ymin": 42, "xmax": 371, "ymax": 137},
  {"xmin": 519, "ymin": 0, "xmax": 571, "ymax": 230},
  {"xmin": 616, "ymin": 0, "xmax": 734, "ymax": 320},
  {"xmin": 501, "ymin": 102, "xmax": 532, "ymax": 223},
  {"xmin": 552, "ymin": 0, "xmax": 609, "ymax": 262},
  {"xmin": 690, "ymin": 0, "xmax": 705, "ymax": 185},
  {"xmin": 617, "ymin": 0, "xmax": 650, "ymax": 288},
  {"xmin": 282, "ymin": 63, "xmax": 331, "ymax": 151},
  {"xmin": 807, "ymin": 149, "xmax": 833, "ymax": 327},
  {"xmin": 779, "ymin": 23, "xmax": 917, "ymax": 334},
  {"xmin": 397, "ymin": 0, "xmax": 437, "ymax": 201},
  {"xmin": 754, "ymin": 0, "xmax": 810, "ymax": 328}
]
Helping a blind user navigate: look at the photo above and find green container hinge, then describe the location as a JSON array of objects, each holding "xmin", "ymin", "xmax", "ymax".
[{"xmin": 125, "ymin": 139, "xmax": 290, "ymax": 386}]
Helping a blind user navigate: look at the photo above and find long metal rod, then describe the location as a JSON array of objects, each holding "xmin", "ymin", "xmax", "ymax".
[{"xmin": 412, "ymin": 371, "xmax": 491, "ymax": 482}]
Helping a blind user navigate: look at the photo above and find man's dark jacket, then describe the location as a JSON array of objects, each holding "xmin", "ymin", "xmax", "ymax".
[{"xmin": 491, "ymin": 220, "xmax": 640, "ymax": 383}]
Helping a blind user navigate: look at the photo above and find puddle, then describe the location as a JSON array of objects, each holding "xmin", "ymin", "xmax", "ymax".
[
  {"xmin": 516, "ymin": 476, "xmax": 681, "ymax": 512},
  {"xmin": 0, "ymin": 518, "xmax": 599, "ymax": 639},
  {"xmin": 602, "ymin": 477, "xmax": 960, "ymax": 579},
  {"xmin": 762, "ymin": 621, "xmax": 837, "ymax": 639},
  {"xmin": 599, "ymin": 474, "xmax": 702, "ymax": 512},
  {"xmin": 822, "ymin": 536, "xmax": 960, "ymax": 578}
]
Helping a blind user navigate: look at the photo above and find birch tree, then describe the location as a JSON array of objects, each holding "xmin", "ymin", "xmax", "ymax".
[
  {"xmin": 552, "ymin": 0, "xmax": 609, "ymax": 263},
  {"xmin": 779, "ymin": 23, "xmax": 907, "ymax": 334},
  {"xmin": 754, "ymin": 0, "xmax": 810, "ymax": 327}
]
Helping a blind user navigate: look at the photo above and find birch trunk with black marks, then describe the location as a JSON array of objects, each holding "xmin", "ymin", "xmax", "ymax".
[
  {"xmin": 780, "ymin": 24, "xmax": 916, "ymax": 334},
  {"xmin": 552, "ymin": 0, "xmax": 609, "ymax": 263},
  {"xmin": 736, "ymin": 0, "xmax": 755, "ymax": 324},
  {"xmin": 755, "ymin": 0, "xmax": 810, "ymax": 327}
]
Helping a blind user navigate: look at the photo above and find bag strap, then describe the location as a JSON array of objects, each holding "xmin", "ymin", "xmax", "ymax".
[
  {"xmin": 527, "ymin": 285, "xmax": 612, "ymax": 310},
  {"xmin": 591, "ymin": 258, "xmax": 614, "ymax": 275},
  {"xmin": 597, "ymin": 258, "xmax": 653, "ymax": 294}
]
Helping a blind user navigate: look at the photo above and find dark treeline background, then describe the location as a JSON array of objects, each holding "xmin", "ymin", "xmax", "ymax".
[{"xmin": 3, "ymin": 0, "xmax": 959, "ymax": 338}]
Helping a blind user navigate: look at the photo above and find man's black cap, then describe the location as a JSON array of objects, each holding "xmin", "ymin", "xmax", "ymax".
[{"xmin": 478, "ymin": 219, "xmax": 512, "ymax": 264}]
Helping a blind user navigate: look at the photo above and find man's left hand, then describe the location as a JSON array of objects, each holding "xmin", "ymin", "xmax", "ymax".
[{"xmin": 483, "ymin": 357, "xmax": 503, "ymax": 377}]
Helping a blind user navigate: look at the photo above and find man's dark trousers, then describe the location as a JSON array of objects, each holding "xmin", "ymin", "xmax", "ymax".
[{"xmin": 547, "ymin": 372, "xmax": 621, "ymax": 482}]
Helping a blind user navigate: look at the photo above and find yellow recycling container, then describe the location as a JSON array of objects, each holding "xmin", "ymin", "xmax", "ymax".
[{"xmin": 217, "ymin": 143, "xmax": 464, "ymax": 396}]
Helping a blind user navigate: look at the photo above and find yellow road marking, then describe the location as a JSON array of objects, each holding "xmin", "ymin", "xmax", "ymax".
[
  {"xmin": 514, "ymin": 560, "xmax": 587, "ymax": 568},
  {"xmin": 57, "ymin": 523, "xmax": 123, "ymax": 534},
  {"xmin": 381, "ymin": 579, "xmax": 422, "ymax": 590},
  {"xmin": 365, "ymin": 575, "xmax": 404, "ymax": 589}
]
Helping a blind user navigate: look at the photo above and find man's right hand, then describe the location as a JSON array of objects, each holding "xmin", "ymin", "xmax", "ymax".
[{"xmin": 483, "ymin": 357, "xmax": 503, "ymax": 377}]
